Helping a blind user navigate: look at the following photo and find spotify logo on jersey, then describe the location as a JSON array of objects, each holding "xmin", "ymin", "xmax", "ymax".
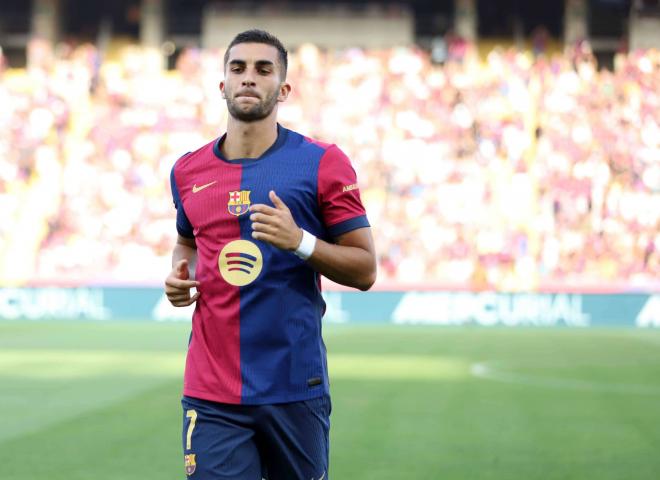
[{"xmin": 218, "ymin": 240, "xmax": 263, "ymax": 286}]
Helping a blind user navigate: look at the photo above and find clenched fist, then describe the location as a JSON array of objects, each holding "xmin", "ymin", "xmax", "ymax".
[
  {"xmin": 164, "ymin": 259, "xmax": 200, "ymax": 307},
  {"xmin": 249, "ymin": 190, "xmax": 303, "ymax": 251}
]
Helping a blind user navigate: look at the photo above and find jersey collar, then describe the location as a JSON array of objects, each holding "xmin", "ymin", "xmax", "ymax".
[{"xmin": 213, "ymin": 123, "xmax": 288, "ymax": 164}]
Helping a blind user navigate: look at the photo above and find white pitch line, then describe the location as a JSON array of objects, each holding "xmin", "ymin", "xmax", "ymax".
[{"xmin": 470, "ymin": 362, "xmax": 660, "ymax": 396}]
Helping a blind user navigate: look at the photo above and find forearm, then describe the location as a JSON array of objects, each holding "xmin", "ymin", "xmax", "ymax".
[
  {"xmin": 248, "ymin": 192, "xmax": 376, "ymax": 290},
  {"xmin": 307, "ymin": 238, "xmax": 376, "ymax": 291}
]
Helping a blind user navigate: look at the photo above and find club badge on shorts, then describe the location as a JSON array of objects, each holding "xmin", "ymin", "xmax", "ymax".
[
  {"xmin": 228, "ymin": 190, "xmax": 251, "ymax": 216},
  {"xmin": 184, "ymin": 453, "xmax": 196, "ymax": 476}
]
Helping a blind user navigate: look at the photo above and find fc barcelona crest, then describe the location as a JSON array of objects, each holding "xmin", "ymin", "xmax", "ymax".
[
  {"xmin": 228, "ymin": 190, "xmax": 251, "ymax": 216},
  {"xmin": 184, "ymin": 454, "xmax": 196, "ymax": 476}
]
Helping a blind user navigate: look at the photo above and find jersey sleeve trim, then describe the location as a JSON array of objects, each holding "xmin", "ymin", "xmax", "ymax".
[
  {"xmin": 327, "ymin": 215, "xmax": 370, "ymax": 238},
  {"xmin": 317, "ymin": 145, "xmax": 369, "ymax": 235},
  {"xmin": 170, "ymin": 156, "xmax": 195, "ymax": 238}
]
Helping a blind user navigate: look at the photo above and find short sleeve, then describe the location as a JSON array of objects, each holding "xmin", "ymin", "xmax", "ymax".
[
  {"xmin": 317, "ymin": 145, "xmax": 370, "ymax": 238},
  {"xmin": 170, "ymin": 160, "xmax": 195, "ymax": 238}
]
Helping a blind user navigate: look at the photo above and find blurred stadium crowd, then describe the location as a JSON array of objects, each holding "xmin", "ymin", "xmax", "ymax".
[{"xmin": 0, "ymin": 39, "xmax": 658, "ymax": 290}]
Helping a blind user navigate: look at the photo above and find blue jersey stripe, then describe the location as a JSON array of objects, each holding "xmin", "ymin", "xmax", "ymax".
[
  {"xmin": 327, "ymin": 215, "xmax": 370, "ymax": 238},
  {"xmin": 233, "ymin": 128, "xmax": 329, "ymax": 402}
]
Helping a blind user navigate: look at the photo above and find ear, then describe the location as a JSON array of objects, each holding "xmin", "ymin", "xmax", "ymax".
[
  {"xmin": 219, "ymin": 81, "xmax": 226, "ymax": 99},
  {"xmin": 277, "ymin": 82, "xmax": 291, "ymax": 102}
]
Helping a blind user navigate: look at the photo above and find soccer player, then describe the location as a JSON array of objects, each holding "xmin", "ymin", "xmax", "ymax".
[{"xmin": 165, "ymin": 30, "xmax": 376, "ymax": 479}]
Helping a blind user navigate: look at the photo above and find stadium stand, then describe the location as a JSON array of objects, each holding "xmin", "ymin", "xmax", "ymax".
[{"xmin": 0, "ymin": 38, "xmax": 658, "ymax": 290}]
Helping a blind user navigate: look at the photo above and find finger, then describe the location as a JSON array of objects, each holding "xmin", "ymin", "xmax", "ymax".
[
  {"xmin": 251, "ymin": 221, "xmax": 278, "ymax": 234},
  {"xmin": 172, "ymin": 297, "xmax": 195, "ymax": 307},
  {"xmin": 165, "ymin": 278, "xmax": 199, "ymax": 289},
  {"xmin": 249, "ymin": 212, "xmax": 275, "ymax": 224},
  {"xmin": 250, "ymin": 204, "xmax": 278, "ymax": 215},
  {"xmin": 269, "ymin": 190, "xmax": 288, "ymax": 211},
  {"xmin": 169, "ymin": 291, "xmax": 200, "ymax": 306},
  {"xmin": 177, "ymin": 292, "xmax": 201, "ymax": 306},
  {"xmin": 166, "ymin": 293, "xmax": 198, "ymax": 304},
  {"xmin": 251, "ymin": 231, "xmax": 278, "ymax": 244},
  {"xmin": 167, "ymin": 289, "xmax": 198, "ymax": 300},
  {"xmin": 251, "ymin": 215, "xmax": 283, "ymax": 230},
  {"xmin": 165, "ymin": 277, "xmax": 200, "ymax": 289}
]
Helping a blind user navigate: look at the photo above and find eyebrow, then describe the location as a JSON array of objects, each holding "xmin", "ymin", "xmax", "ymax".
[{"xmin": 228, "ymin": 60, "xmax": 275, "ymax": 69}]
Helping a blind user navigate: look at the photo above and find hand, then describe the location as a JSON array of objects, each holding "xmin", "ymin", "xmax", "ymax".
[
  {"xmin": 249, "ymin": 190, "xmax": 303, "ymax": 251},
  {"xmin": 164, "ymin": 259, "xmax": 200, "ymax": 307}
]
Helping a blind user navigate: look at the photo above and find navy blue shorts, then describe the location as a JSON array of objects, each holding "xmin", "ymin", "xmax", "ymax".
[{"xmin": 181, "ymin": 395, "xmax": 331, "ymax": 480}]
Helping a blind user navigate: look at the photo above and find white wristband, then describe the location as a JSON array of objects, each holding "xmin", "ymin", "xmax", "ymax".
[{"xmin": 294, "ymin": 229, "xmax": 316, "ymax": 260}]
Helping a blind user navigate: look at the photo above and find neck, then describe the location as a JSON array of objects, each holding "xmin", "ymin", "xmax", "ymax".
[{"xmin": 221, "ymin": 113, "xmax": 278, "ymax": 160}]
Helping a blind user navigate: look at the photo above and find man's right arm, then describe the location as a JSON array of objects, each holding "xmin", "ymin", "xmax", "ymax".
[{"xmin": 164, "ymin": 235, "xmax": 200, "ymax": 307}]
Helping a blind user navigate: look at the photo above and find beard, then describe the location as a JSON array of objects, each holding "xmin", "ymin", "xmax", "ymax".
[{"xmin": 226, "ymin": 89, "xmax": 279, "ymax": 122}]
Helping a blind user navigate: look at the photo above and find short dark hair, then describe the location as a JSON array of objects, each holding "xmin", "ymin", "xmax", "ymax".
[{"xmin": 224, "ymin": 29, "xmax": 288, "ymax": 79}]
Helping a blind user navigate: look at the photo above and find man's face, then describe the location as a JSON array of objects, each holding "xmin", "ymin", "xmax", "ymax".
[{"xmin": 221, "ymin": 43, "xmax": 289, "ymax": 122}]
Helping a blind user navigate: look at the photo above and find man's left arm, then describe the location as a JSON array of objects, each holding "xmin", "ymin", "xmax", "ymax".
[
  {"xmin": 250, "ymin": 190, "xmax": 377, "ymax": 291},
  {"xmin": 307, "ymin": 226, "xmax": 376, "ymax": 291}
]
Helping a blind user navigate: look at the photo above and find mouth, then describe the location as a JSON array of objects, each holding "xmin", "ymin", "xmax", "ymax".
[{"xmin": 235, "ymin": 92, "xmax": 260, "ymax": 99}]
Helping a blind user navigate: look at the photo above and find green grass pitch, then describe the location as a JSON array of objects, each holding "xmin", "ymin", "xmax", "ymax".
[{"xmin": 1, "ymin": 321, "xmax": 660, "ymax": 479}]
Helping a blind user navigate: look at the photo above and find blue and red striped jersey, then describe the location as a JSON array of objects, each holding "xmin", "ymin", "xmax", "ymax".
[{"xmin": 170, "ymin": 125, "xmax": 369, "ymax": 405}]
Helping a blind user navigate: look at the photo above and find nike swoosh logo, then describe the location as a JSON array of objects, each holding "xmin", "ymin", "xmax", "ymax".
[{"xmin": 192, "ymin": 181, "xmax": 217, "ymax": 193}]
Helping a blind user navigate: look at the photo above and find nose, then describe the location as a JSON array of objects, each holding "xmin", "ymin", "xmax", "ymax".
[{"xmin": 241, "ymin": 69, "xmax": 257, "ymax": 87}]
